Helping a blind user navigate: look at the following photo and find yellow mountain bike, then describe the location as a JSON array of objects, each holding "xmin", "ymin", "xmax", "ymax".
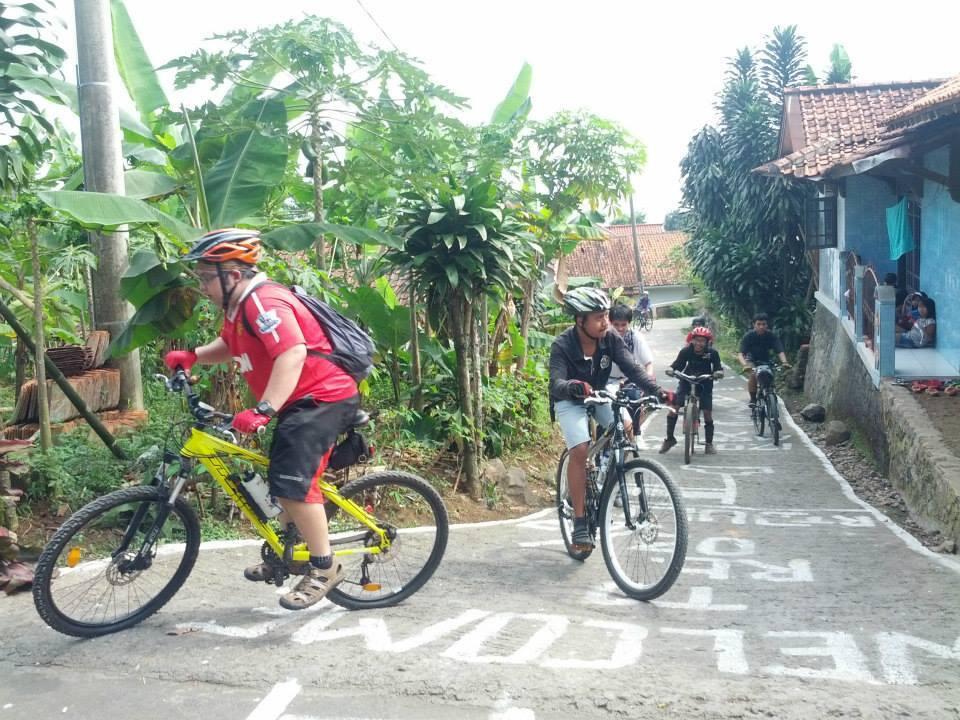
[{"xmin": 32, "ymin": 370, "xmax": 449, "ymax": 638}]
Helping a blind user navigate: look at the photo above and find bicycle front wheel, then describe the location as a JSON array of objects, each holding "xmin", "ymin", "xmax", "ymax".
[
  {"xmin": 753, "ymin": 394, "xmax": 766, "ymax": 436},
  {"xmin": 325, "ymin": 471, "xmax": 448, "ymax": 610},
  {"xmin": 556, "ymin": 450, "xmax": 593, "ymax": 561},
  {"xmin": 643, "ymin": 314, "xmax": 653, "ymax": 331},
  {"xmin": 767, "ymin": 394, "xmax": 781, "ymax": 446},
  {"xmin": 683, "ymin": 401, "xmax": 695, "ymax": 464},
  {"xmin": 599, "ymin": 458, "xmax": 687, "ymax": 600},
  {"xmin": 32, "ymin": 485, "xmax": 200, "ymax": 638}
]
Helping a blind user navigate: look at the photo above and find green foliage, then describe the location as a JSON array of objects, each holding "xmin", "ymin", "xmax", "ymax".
[
  {"xmin": 0, "ymin": 0, "xmax": 66, "ymax": 190},
  {"xmin": 25, "ymin": 381, "xmax": 186, "ymax": 508}
]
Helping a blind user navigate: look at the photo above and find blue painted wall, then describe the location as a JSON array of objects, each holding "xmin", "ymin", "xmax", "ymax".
[
  {"xmin": 843, "ymin": 175, "xmax": 899, "ymax": 276},
  {"xmin": 920, "ymin": 147, "xmax": 960, "ymax": 372}
]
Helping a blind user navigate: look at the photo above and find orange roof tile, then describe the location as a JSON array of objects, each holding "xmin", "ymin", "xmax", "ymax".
[
  {"xmin": 885, "ymin": 73, "xmax": 960, "ymax": 129},
  {"xmin": 756, "ymin": 80, "xmax": 942, "ymax": 179},
  {"xmin": 564, "ymin": 226, "xmax": 688, "ymax": 290}
]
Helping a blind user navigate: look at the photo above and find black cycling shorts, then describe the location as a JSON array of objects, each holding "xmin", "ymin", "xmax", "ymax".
[
  {"xmin": 674, "ymin": 379, "xmax": 714, "ymax": 411},
  {"xmin": 268, "ymin": 394, "xmax": 360, "ymax": 503}
]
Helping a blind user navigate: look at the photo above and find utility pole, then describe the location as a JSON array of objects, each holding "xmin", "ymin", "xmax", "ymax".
[
  {"xmin": 75, "ymin": 0, "xmax": 143, "ymax": 410},
  {"xmin": 628, "ymin": 195, "xmax": 645, "ymax": 294}
]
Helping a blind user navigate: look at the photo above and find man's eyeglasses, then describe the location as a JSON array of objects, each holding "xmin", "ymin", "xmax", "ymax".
[{"xmin": 192, "ymin": 271, "xmax": 220, "ymax": 285}]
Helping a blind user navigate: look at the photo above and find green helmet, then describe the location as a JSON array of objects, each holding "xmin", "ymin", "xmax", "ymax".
[{"xmin": 563, "ymin": 287, "xmax": 611, "ymax": 316}]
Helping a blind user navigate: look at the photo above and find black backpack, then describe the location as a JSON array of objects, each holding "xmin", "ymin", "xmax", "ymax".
[{"xmin": 240, "ymin": 282, "xmax": 375, "ymax": 383}]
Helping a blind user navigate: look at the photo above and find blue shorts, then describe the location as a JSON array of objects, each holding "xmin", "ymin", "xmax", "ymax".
[{"xmin": 555, "ymin": 399, "xmax": 614, "ymax": 449}]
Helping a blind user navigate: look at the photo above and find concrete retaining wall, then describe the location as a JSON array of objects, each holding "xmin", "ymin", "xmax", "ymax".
[{"xmin": 806, "ymin": 300, "xmax": 960, "ymax": 542}]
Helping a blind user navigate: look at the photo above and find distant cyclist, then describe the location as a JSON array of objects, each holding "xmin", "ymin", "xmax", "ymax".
[
  {"xmin": 660, "ymin": 326, "xmax": 723, "ymax": 455},
  {"xmin": 549, "ymin": 288, "xmax": 666, "ymax": 548},
  {"xmin": 635, "ymin": 291, "xmax": 652, "ymax": 323},
  {"xmin": 737, "ymin": 313, "xmax": 790, "ymax": 408}
]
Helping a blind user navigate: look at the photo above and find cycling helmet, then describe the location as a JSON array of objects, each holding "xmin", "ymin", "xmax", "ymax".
[
  {"xmin": 690, "ymin": 326, "xmax": 713, "ymax": 341},
  {"xmin": 182, "ymin": 228, "xmax": 262, "ymax": 265},
  {"xmin": 563, "ymin": 287, "xmax": 611, "ymax": 316}
]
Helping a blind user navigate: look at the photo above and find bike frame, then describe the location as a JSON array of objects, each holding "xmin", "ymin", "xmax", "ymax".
[
  {"xmin": 160, "ymin": 427, "xmax": 388, "ymax": 564},
  {"xmin": 584, "ymin": 392, "xmax": 659, "ymax": 531}
]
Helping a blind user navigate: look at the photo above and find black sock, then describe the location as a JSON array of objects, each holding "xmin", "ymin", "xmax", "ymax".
[
  {"xmin": 666, "ymin": 414, "xmax": 677, "ymax": 439},
  {"xmin": 705, "ymin": 422, "xmax": 715, "ymax": 444},
  {"xmin": 749, "ymin": 393, "xmax": 757, "ymax": 403},
  {"xmin": 573, "ymin": 516, "xmax": 587, "ymax": 530},
  {"xmin": 309, "ymin": 554, "xmax": 332, "ymax": 570}
]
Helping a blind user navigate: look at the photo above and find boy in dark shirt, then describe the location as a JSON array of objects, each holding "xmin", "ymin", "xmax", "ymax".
[
  {"xmin": 737, "ymin": 313, "xmax": 790, "ymax": 407},
  {"xmin": 659, "ymin": 326, "xmax": 723, "ymax": 455}
]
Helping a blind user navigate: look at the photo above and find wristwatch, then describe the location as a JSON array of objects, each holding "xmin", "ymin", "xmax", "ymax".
[{"xmin": 254, "ymin": 400, "xmax": 277, "ymax": 417}]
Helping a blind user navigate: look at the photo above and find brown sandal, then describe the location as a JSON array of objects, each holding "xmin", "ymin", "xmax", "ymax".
[{"xmin": 279, "ymin": 562, "xmax": 345, "ymax": 610}]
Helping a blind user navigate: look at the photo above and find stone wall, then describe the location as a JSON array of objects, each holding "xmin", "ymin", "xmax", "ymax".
[
  {"xmin": 881, "ymin": 384, "xmax": 960, "ymax": 542},
  {"xmin": 805, "ymin": 302, "xmax": 889, "ymax": 469},
  {"xmin": 806, "ymin": 300, "xmax": 960, "ymax": 542}
]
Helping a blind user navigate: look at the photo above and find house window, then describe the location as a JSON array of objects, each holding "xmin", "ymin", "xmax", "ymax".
[{"xmin": 803, "ymin": 184, "xmax": 838, "ymax": 249}]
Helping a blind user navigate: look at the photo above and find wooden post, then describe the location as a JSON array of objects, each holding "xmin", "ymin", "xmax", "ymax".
[{"xmin": 28, "ymin": 219, "xmax": 52, "ymax": 451}]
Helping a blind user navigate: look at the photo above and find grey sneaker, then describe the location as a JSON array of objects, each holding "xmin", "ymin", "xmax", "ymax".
[
  {"xmin": 659, "ymin": 437, "xmax": 677, "ymax": 454},
  {"xmin": 704, "ymin": 443, "xmax": 717, "ymax": 455}
]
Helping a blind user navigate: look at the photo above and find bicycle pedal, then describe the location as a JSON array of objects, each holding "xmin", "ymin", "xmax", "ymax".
[{"xmin": 572, "ymin": 542, "xmax": 595, "ymax": 553}]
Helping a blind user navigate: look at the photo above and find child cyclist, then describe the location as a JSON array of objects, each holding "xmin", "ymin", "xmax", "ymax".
[
  {"xmin": 606, "ymin": 303, "xmax": 654, "ymax": 437},
  {"xmin": 659, "ymin": 326, "xmax": 723, "ymax": 455}
]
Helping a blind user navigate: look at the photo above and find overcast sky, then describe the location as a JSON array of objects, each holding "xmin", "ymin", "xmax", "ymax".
[{"xmin": 57, "ymin": 1, "xmax": 959, "ymax": 223}]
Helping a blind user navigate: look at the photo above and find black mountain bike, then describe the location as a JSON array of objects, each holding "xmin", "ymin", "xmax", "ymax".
[
  {"xmin": 555, "ymin": 386, "xmax": 688, "ymax": 600},
  {"xmin": 750, "ymin": 364, "xmax": 781, "ymax": 446},
  {"xmin": 667, "ymin": 369, "xmax": 720, "ymax": 464}
]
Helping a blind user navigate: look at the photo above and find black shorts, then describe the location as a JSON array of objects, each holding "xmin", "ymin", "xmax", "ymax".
[
  {"xmin": 268, "ymin": 394, "xmax": 360, "ymax": 503},
  {"xmin": 674, "ymin": 379, "xmax": 714, "ymax": 411}
]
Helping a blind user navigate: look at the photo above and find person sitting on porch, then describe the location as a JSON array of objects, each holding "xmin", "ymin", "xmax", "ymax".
[
  {"xmin": 897, "ymin": 290, "xmax": 927, "ymax": 330},
  {"xmin": 897, "ymin": 296, "xmax": 936, "ymax": 348}
]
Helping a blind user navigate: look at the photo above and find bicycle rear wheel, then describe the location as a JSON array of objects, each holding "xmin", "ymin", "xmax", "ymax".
[
  {"xmin": 643, "ymin": 314, "xmax": 653, "ymax": 331},
  {"xmin": 325, "ymin": 471, "xmax": 448, "ymax": 610},
  {"xmin": 767, "ymin": 394, "xmax": 781, "ymax": 446},
  {"xmin": 556, "ymin": 450, "xmax": 593, "ymax": 561},
  {"xmin": 753, "ymin": 394, "xmax": 766, "ymax": 436},
  {"xmin": 599, "ymin": 458, "xmax": 687, "ymax": 600},
  {"xmin": 32, "ymin": 485, "xmax": 200, "ymax": 638}
]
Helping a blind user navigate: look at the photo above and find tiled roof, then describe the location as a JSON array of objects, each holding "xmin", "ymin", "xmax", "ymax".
[
  {"xmin": 564, "ymin": 225, "xmax": 688, "ymax": 290},
  {"xmin": 756, "ymin": 80, "xmax": 943, "ymax": 179},
  {"xmin": 885, "ymin": 73, "xmax": 960, "ymax": 129}
]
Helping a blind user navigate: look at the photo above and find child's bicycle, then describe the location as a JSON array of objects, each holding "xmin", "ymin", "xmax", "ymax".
[
  {"xmin": 666, "ymin": 368, "xmax": 721, "ymax": 464},
  {"xmin": 555, "ymin": 385, "xmax": 687, "ymax": 600},
  {"xmin": 32, "ymin": 370, "xmax": 449, "ymax": 638}
]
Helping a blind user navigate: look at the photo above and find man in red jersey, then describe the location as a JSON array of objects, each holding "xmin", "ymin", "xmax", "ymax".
[{"xmin": 164, "ymin": 228, "xmax": 358, "ymax": 610}]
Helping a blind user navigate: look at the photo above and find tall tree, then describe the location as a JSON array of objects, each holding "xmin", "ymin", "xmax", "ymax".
[{"xmin": 679, "ymin": 26, "xmax": 811, "ymax": 343}]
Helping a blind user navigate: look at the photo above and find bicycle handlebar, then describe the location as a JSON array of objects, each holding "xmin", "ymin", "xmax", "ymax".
[
  {"xmin": 670, "ymin": 370, "xmax": 717, "ymax": 384},
  {"xmin": 155, "ymin": 370, "xmax": 236, "ymax": 433}
]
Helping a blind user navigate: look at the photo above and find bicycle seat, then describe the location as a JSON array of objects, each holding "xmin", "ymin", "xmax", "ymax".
[{"xmin": 349, "ymin": 409, "xmax": 372, "ymax": 428}]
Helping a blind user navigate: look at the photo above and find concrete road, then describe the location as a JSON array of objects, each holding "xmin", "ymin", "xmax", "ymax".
[{"xmin": 3, "ymin": 319, "xmax": 960, "ymax": 719}]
